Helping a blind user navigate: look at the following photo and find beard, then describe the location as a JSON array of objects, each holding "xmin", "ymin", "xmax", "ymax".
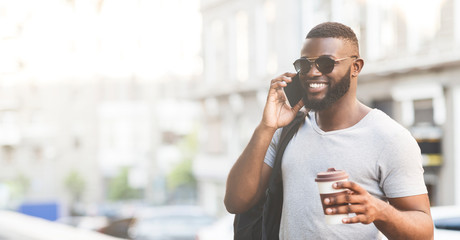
[{"xmin": 302, "ymin": 68, "xmax": 351, "ymax": 111}]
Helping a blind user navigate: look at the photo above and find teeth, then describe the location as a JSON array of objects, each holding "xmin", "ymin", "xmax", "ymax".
[{"xmin": 309, "ymin": 83, "xmax": 327, "ymax": 88}]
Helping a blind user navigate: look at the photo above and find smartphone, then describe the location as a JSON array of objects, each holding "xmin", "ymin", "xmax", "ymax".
[{"xmin": 284, "ymin": 73, "xmax": 303, "ymax": 107}]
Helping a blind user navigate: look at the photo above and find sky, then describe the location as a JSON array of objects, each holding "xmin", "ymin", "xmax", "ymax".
[{"xmin": 0, "ymin": 0, "xmax": 202, "ymax": 83}]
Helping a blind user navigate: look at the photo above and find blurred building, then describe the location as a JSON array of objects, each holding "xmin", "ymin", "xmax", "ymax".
[
  {"xmin": 195, "ymin": 0, "xmax": 460, "ymax": 216},
  {"xmin": 0, "ymin": 0, "xmax": 202, "ymax": 216}
]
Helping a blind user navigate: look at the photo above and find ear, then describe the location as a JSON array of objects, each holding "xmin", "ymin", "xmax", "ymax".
[{"xmin": 351, "ymin": 58, "xmax": 364, "ymax": 77}]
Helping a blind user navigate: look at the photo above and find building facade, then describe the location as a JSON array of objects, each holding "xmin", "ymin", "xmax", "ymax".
[{"xmin": 0, "ymin": 0, "xmax": 202, "ymax": 215}]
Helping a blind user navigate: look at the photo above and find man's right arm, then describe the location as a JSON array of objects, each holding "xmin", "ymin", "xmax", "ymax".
[
  {"xmin": 224, "ymin": 72, "xmax": 303, "ymax": 214},
  {"xmin": 224, "ymin": 124, "xmax": 276, "ymax": 214}
]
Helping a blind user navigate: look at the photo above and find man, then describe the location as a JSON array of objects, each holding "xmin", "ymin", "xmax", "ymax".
[{"xmin": 224, "ymin": 22, "xmax": 433, "ymax": 239}]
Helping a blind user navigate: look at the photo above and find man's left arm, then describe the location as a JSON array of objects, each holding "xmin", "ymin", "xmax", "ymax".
[{"xmin": 324, "ymin": 181, "xmax": 433, "ymax": 240}]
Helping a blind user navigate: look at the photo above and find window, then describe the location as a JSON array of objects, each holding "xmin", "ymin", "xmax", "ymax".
[
  {"xmin": 414, "ymin": 99, "xmax": 434, "ymax": 126},
  {"xmin": 2, "ymin": 145, "xmax": 15, "ymax": 163},
  {"xmin": 372, "ymin": 99, "xmax": 394, "ymax": 119},
  {"xmin": 211, "ymin": 20, "xmax": 227, "ymax": 83}
]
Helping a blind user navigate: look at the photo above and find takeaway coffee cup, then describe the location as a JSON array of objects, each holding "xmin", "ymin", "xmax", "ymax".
[{"xmin": 315, "ymin": 168, "xmax": 349, "ymax": 224}]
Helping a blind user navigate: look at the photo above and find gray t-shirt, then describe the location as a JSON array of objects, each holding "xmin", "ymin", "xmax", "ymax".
[{"xmin": 264, "ymin": 109, "xmax": 427, "ymax": 240}]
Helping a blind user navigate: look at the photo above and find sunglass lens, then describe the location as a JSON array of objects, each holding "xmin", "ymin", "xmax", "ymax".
[
  {"xmin": 293, "ymin": 60, "xmax": 301, "ymax": 73},
  {"xmin": 294, "ymin": 59, "xmax": 311, "ymax": 73},
  {"xmin": 316, "ymin": 57, "xmax": 335, "ymax": 74}
]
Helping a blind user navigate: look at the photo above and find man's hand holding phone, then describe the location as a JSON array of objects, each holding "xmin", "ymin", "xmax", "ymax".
[{"xmin": 261, "ymin": 72, "xmax": 304, "ymax": 131}]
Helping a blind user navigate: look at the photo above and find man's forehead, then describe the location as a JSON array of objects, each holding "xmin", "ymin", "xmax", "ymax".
[{"xmin": 301, "ymin": 37, "xmax": 350, "ymax": 57}]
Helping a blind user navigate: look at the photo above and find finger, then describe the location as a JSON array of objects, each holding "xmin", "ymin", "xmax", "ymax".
[
  {"xmin": 334, "ymin": 181, "xmax": 366, "ymax": 194},
  {"xmin": 342, "ymin": 214, "xmax": 372, "ymax": 224},
  {"xmin": 324, "ymin": 193, "xmax": 364, "ymax": 206},
  {"xmin": 325, "ymin": 204, "xmax": 366, "ymax": 215},
  {"xmin": 270, "ymin": 80, "xmax": 287, "ymax": 89},
  {"xmin": 283, "ymin": 76, "xmax": 293, "ymax": 83},
  {"xmin": 281, "ymin": 75, "xmax": 293, "ymax": 83},
  {"xmin": 271, "ymin": 74, "xmax": 294, "ymax": 84},
  {"xmin": 284, "ymin": 72, "xmax": 297, "ymax": 77}
]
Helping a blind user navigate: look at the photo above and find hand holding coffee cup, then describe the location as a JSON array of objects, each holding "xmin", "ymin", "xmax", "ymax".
[{"xmin": 315, "ymin": 168, "xmax": 349, "ymax": 224}]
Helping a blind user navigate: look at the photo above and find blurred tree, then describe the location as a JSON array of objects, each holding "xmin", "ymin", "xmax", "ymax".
[
  {"xmin": 107, "ymin": 167, "xmax": 142, "ymax": 201},
  {"xmin": 167, "ymin": 158, "xmax": 195, "ymax": 191},
  {"xmin": 178, "ymin": 127, "xmax": 199, "ymax": 157},
  {"xmin": 166, "ymin": 128, "xmax": 198, "ymax": 203},
  {"xmin": 6, "ymin": 173, "xmax": 30, "ymax": 201},
  {"xmin": 64, "ymin": 170, "xmax": 86, "ymax": 203}
]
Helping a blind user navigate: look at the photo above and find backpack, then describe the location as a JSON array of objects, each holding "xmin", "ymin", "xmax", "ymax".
[{"xmin": 233, "ymin": 110, "xmax": 308, "ymax": 240}]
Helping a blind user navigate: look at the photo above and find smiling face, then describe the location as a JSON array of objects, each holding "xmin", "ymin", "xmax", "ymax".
[{"xmin": 299, "ymin": 38, "xmax": 357, "ymax": 111}]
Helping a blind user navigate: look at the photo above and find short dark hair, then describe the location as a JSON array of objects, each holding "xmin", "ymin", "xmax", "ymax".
[{"xmin": 306, "ymin": 22, "xmax": 359, "ymax": 54}]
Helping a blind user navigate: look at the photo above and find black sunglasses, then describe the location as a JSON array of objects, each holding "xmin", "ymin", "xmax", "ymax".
[{"xmin": 293, "ymin": 55, "xmax": 357, "ymax": 74}]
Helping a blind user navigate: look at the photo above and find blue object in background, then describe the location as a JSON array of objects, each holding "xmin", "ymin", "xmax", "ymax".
[{"xmin": 18, "ymin": 202, "xmax": 59, "ymax": 221}]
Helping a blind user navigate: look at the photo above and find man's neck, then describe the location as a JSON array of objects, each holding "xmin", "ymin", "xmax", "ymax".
[{"xmin": 315, "ymin": 99, "xmax": 371, "ymax": 132}]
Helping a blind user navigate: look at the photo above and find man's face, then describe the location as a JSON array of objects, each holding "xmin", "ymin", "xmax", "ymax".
[{"xmin": 298, "ymin": 38, "xmax": 355, "ymax": 111}]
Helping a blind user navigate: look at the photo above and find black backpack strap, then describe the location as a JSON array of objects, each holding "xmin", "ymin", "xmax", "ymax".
[
  {"xmin": 233, "ymin": 110, "xmax": 308, "ymax": 240},
  {"xmin": 263, "ymin": 110, "xmax": 308, "ymax": 240}
]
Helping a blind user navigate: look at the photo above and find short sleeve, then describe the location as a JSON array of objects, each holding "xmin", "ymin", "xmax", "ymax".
[
  {"xmin": 264, "ymin": 128, "xmax": 282, "ymax": 168},
  {"xmin": 378, "ymin": 130, "xmax": 428, "ymax": 198}
]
